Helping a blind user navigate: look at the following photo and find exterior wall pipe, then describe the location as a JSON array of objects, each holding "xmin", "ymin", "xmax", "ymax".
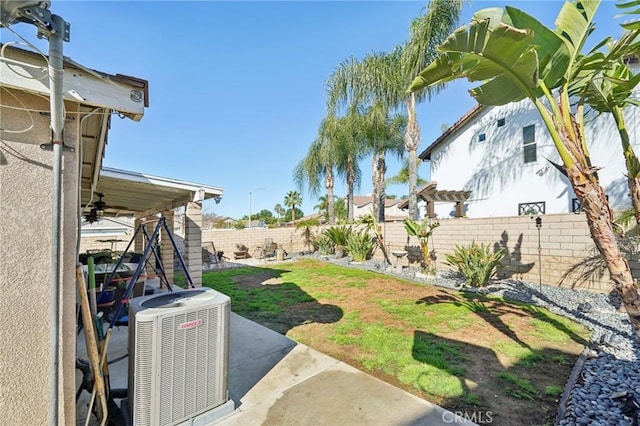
[{"xmin": 48, "ymin": 14, "xmax": 66, "ymax": 426}]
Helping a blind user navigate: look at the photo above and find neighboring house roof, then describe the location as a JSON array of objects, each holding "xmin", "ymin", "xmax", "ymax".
[
  {"xmin": 352, "ymin": 196, "xmax": 373, "ymax": 207},
  {"xmin": 298, "ymin": 212, "xmax": 324, "ymax": 222},
  {"xmin": 418, "ymin": 104, "xmax": 485, "ymax": 161},
  {"xmin": 352, "ymin": 196, "xmax": 403, "ymax": 208}
]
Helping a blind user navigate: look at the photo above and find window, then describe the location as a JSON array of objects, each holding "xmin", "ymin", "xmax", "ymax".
[
  {"xmin": 572, "ymin": 196, "xmax": 607, "ymax": 213},
  {"xmin": 478, "ymin": 133, "xmax": 486, "ymax": 143},
  {"xmin": 571, "ymin": 198, "xmax": 582, "ymax": 213},
  {"xmin": 497, "ymin": 118, "xmax": 505, "ymax": 127},
  {"xmin": 518, "ymin": 201, "xmax": 545, "ymax": 215},
  {"xmin": 523, "ymin": 124, "xmax": 536, "ymax": 163}
]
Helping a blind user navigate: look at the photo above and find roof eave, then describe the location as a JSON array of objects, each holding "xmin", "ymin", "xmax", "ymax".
[{"xmin": 418, "ymin": 104, "xmax": 485, "ymax": 161}]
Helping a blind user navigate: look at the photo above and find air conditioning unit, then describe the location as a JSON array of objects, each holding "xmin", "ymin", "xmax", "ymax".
[{"xmin": 128, "ymin": 288, "xmax": 231, "ymax": 426}]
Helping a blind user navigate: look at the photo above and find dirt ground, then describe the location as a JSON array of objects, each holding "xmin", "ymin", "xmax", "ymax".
[{"xmin": 231, "ymin": 267, "xmax": 587, "ymax": 426}]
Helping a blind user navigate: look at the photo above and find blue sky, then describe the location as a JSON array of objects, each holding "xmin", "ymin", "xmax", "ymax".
[{"xmin": 2, "ymin": 1, "xmax": 626, "ymax": 219}]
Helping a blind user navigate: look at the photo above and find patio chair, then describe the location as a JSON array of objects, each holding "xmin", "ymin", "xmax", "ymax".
[
  {"xmin": 234, "ymin": 243, "xmax": 250, "ymax": 260},
  {"xmin": 254, "ymin": 238, "xmax": 277, "ymax": 260},
  {"xmin": 203, "ymin": 241, "xmax": 224, "ymax": 269}
]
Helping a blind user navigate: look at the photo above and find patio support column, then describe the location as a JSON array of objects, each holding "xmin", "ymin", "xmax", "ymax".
[
  {"xmin": 184, "ymin": 201, "xmax": 203, "ymax": 287},
  {"xmin": 134, "ymin": 217, "xmax": 143, "ymax": 253},
  {"xmin": 161, "ymin": 210, "xmax": 175, "ymax": 286},
  {"xmin": 426, "ymin": 201, "xmax": 435, "ymax": 218}
]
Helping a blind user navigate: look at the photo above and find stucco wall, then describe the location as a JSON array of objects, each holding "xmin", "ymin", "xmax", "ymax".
[
  {"xmin": 429, "ymin": 95, "xmax": 640, "ymax": 218},
  {"xmin": 0, "ymin": 92, "xmax": 79, "ymax": 423}
]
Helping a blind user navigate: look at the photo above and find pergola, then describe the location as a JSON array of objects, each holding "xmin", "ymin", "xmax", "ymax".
[{"xmin": 399, "ymin": 182, "xmax": 471, "ymax": 218}]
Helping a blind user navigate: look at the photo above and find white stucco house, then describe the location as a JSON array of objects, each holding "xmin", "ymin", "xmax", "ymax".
[{"xmin": 419, "ymin": 87, "xmax": 640, "ymax": 219}]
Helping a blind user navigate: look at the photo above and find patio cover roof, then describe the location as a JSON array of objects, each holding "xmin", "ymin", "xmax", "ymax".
[
  {"xmin": 398, "ymin": 182, "xmax": 470, "ymax": 209},
  {"xmin": 84, "ymin": 167, "xmax": 224, "ymax": 218}
]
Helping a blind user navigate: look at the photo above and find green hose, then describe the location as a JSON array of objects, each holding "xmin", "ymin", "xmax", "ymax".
[{"xmin": 88, "ymin": 256, "xmax": 97, "ymax": 316}]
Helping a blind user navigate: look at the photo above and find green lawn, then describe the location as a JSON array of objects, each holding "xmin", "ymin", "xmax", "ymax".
[{"xmin": 201, "ymin": 258, "xmax": 590, "ymax": 425}]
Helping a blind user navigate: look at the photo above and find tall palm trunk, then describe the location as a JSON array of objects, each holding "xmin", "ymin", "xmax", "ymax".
[
  {"xmin": 375, "ymin": 153, "xmax": 387, "ymax": 222},
  {"xmin": 346, "ymin": 158, "xmax": 355, "ymax": 221},
  {"xmin": 628, "ymin": 175, "xmax": 640, "ymax": 227},
  {"xmin": 325, "ymin": 166, "xmax": 336, "ymax": 225},
  {"xmin": 371, "ymin": 154, "xmax": 380, "ymax": 221},
  {"xmin": 568, "ymin": 162, "xmax": 640, "ymax": 335},
  {"xmin": 371, "ymin": 151, "xmax": 387, "ymax": 223},
  {"xmin": 611, "ymin": 107, "xmax": 640, "ymax": 226},
  {"xmin": 404, "ymin": 93, "xmax": 421, "ymax": 220},
  {"xmin": 552, "ymin": 107, "xmax": 640, "ymax": 337}
]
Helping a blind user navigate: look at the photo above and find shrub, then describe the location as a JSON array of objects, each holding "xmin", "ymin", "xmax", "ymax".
[
  {"xmin": 323, "ymin": 224, "xmax": 353, "ymax": 248},
  {"xmin": 346, "ymin": 230, "xmax": 377, "ymax": 262},
  {"xmin": 444, "ymin": 241, "xmax": 506, "ymax": 287},
  {"xmin": 403, "ymin": 217, "xmax": 439, "ymax": 272},
  {"xmin": 315, "ymin": 234, "xmax": 334, "ymax": 256}
]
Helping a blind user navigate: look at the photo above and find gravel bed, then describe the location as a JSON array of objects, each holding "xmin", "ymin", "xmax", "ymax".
[{"xmin": 298, "ymin": 252, "xmax": 640, "ymax": 425}]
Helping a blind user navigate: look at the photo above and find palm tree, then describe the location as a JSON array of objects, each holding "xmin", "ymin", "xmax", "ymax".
[
  {"xmin": 408, "ymin": 0, "xmax": 640, "ymax": 336},
  {"xmin": 274, "ymin": 203, "xmax": 285, "ymax": 225},
  {"xmin": 387, "ymin": 157, "xmax": 428, "ymax": 186},
  {"xmin": 325, "ymin": 56, "xmax": 381, "ymax": 222},
  {"xmin": 361, "ymin": 102, "xmax": 407, "ymax": 222},
  {"xmin": 294, "ymin": 116, "xmax": 342, "ymax": 225},
  {"xmin": 334, "ymin": 197, "xmax": 348, "ymax": 223},
  {"xmin": 284, "ymin": 190, "xmax": 303, "ymax": 225},
  {"xmin": 327, "ymin": 0, "xmax": 466, "ymax": 220},
  {"xmin": 319, "ymin": 107, "xmax": 366, "ymax": 221},
  {"xmin": 574, "ymin": 34, "xmax": 640, "ymax": 225},
  {"xmin": 314, "ymin": 195, "xmax": 330, "ymax": 220}
]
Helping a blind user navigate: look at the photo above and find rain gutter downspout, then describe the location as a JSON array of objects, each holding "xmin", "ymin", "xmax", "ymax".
[{"xmin": 47, "ymin": 14, "xmax": 67, "ymax": 426}]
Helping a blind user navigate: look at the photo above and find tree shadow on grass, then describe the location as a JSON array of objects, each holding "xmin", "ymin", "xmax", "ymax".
[
  {"xmin": 203, "ymin": 266, "xmax": 343, "ymax": 335},
  {"xmin": 416, "ymin": 292, "xmax": 588, "ymax": 349},
  {"xmin": 411, "ymin": 330, "xmax": 581, "ymax": 426}
]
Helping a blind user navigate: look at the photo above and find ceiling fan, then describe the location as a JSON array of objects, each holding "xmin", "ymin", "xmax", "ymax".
[{"xmin": 84, "ymin": 192, "xmax": 106, "ymax": 224}]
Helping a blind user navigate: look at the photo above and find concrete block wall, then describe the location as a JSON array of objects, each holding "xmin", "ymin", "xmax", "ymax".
[
  {"xmin": 82, "ymin": 213, "xmax": 628, "ymax": 293},
  {"xmin": 381, "ymin": 214, "xmax": 614, "ymax": 292},
  {"xmin": 202, "ymin": 226, "xmax": 316, "ymax": 259}
]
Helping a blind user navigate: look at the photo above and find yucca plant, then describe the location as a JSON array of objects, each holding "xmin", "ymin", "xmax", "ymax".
[
  {"xmin": 346, "ymin": 229, "xmax": 377, "ymax": 262},
  {"xmin": 444, "ymin": 242, "xmax": 506, "ymax": 287}
]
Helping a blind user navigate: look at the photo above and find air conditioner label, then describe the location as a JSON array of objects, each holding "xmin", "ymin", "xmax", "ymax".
[{"xmin": 179, "ymin": 319, "xmax": 204, "ymax": 330}]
